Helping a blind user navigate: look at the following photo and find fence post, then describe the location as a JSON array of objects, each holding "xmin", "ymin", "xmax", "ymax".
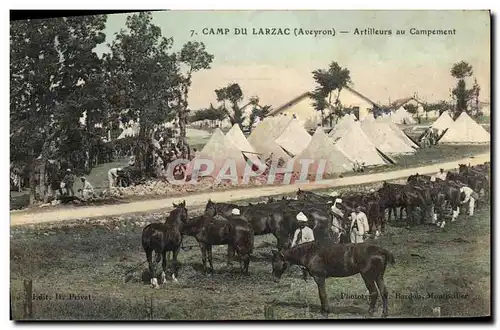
[
  {"xmin": 264, "ymin": 304, "xmax": 275, "ymax": 320},
  {"xmin": 23, "ymin": 279, "xmax": 33, "ymax": 319},
  {"xmin": 150, "ymin": 296, "xmax": 154, "ymax": 320}
]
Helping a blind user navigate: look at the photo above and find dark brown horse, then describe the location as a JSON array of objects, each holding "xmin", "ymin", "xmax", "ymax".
[
  {"xmin": 272, "ymin": 241, "xmax": 395, "ymax": 317},
  {"xmin": 141, "ymin": 201, "xmax": 188, "ymax": 288},
  {"xmin": 207, "ymin": 200, "xmax": 294, "ymax": 250},
  {"xmin": 183, "ymin": 202, "xmax": 254, "ymax": 275}
]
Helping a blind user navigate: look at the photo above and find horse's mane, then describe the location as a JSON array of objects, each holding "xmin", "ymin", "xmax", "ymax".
[
  {"xmin": 166, "ymin": 206, "xmax": 187, "ymax": 225},
  {"xmin": 282, "ymin": 241, "xmax": 318, "ymax": 264}
]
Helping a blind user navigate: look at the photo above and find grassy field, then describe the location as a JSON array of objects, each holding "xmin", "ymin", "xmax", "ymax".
[{"xmin": 10, "ymin": 192, "xmax": 490, "ymax": 320}]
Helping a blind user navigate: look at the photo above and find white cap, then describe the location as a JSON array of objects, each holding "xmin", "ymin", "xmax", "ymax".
[
  {"xmin": 232, "ymin": 208, "xmax": 240, "ymax": 215},
  {"xmin": 335, "ymin": 198, "xmax": 342, "ymax": 204},
  {"xmin": 117, "ymin": 167, "xmax": 122, "ymax": 171},
  {"xmin": 369, "ymin": 189, "xmax": 375, "ymax": 193},
  {"xmin": 296, "ymin": 212, "xmax": 308, "ymax": 222},
  {"xmin": 329, "ymin": 191, "xmax": 339, "ymax": 197}
]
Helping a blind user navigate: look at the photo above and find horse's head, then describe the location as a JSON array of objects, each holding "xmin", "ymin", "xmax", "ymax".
[
  {"xmin": 171, "ymin": 200, "xmax": 188, "ymax": 223},
  {"xmin": 458, "ymin": 164, "xmax": 468, "ymax": 174},
  {"xmin": 296, "ymin": 189, "xmax": 305, "ymax": 200},
  {"xmin": 271, "ymin": 249, "xmax": 288, "ymax": 282},
  {"xmin": 205, "ymin": 200, "xmax": 217, "ymax": 217}
]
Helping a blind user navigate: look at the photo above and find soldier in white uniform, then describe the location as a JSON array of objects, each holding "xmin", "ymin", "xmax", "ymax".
[
  {"xmin": 350, "ymin": 206, "xmax": 370, "ymax": 243},
  {"xmin": 460, "ymin": 186, "xmax": 478, "ymax": 217},
  {"xmin": 108, "ymin": 167, "xmax": 122, "ymax": 189},
  {"xmin": 291, "ymin": 212, "xmax": 314, "ymax": 247},
  {"xmin": 79, "ymin": 177, "xmax": 95, "ymax": 200},
  {"xmin": 291, "ymin": 212, "xmax": 315, "ymax": 281}
]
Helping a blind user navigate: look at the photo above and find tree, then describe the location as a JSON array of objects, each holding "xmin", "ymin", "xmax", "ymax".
[
  {"xmin": 311, "ymin": 62, "xmax": 351, "ymax": 127},
  {"xmin": 215, "ymin": 83, "xmax": 245, "ymax": 128},
  {"xmin": 106, "ymin": 12, "xmax": 182, "ymax": 174},
  {"xmin": 248, "ymin": 104, "xmax": 272, "ymax": 131},
  {"xmin": 424, "ymin": 100, "xmax": 452, "ymax": 119},
  {"xmin": 189, "ymin": 104, "xmax": 226, "ymax": 128},
  {"xmin": 177, "ymin": 41, "xmax": 214, "ymax": 154},
  {"xmin": 10, "ymin": 15, "xmax": 107, "ymax": 203},
  {"xmin": 471, "ymin": 78, "xmax": 481, "ymax": 116},
  {"xmin": 450, "ymin": 61, "xmax": 474, "ymax": 119}
]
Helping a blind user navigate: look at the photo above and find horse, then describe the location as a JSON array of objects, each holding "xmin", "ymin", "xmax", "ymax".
[
  {"xmin": 183, "ymin": 202, "xmax": 254, "ymax": 275},
  {"xmin": 377, "ymin": 182, "xmax": 407, "ymax": 223},
  {"xmin": 141, "ymin": 201, "xmax": 188, "ymax": 288},
  {"xmin": 337, "ymin": 194, "xmax": 384, "ymax": 237},
  {"xmin": 207, "ymin": 199, "xmax": 294, "ymax": 250},
  {"xmin": 400, "ymin": 185, "xmax": 433, "ymax": 227},
  {"xmin": 407, "ymin": 173, "xmax": 432, "ymax": 184},
  {"xmin": 271, "ymin": 241, "xmax": 395, "ymax": 317}
]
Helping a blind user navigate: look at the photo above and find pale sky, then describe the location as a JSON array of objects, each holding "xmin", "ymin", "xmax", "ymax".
[{"xmin": 94, "ymin": 10, "xmax": 491, "ymax": 109}]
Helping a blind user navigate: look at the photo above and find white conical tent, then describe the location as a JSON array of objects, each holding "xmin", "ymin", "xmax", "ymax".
[
  {"xmin": 392, "ymin": 107, "xmax": 416, "ymax": 124},
  {"xmin": 386, "ymin": 122, "xmax": 419, "ymax": 149},
  {"xmin": 439, "ymin": 112, "xmax": 490, "ymax": 144},
  {"xmin": 269, "ymin": 116, "xmax": 293, "ymax": 139},
  {"xmin": 431, "ymin": 111, "xmax": 455, "ymax": 135},
  {"xmin": 361, "ymin": 121, "xmax": 416, "ymax": 154},
  {"xmin": 248, "ymin": 118, "xmax": 291, "ymax": 160},
  {"xmin": 362, "ymin": 114, "xmax": 375, "ymax": 123},
  {"xmin": 331, "ymin": 121, "xmax": 388, "ymax": 166},
  {"xmin": 275, "ymin": 118, "xmax": 312, "ymax": 156},
  {"xmin": 225, "ymin": 124, "xmax": 266, "ymax": 170},
  {"xmin": 328, "ymin": 114, "xmax": 356, "ymax": 137},
  {"xmin": 187, "ymin": 128, "xmax": 248, "ymax": 178},
  {"xmin": 329, "ymin": 115, "xmax": 355, "ymax": 139},
  {"xmin": 293, "ymin": 128, "xmax": 353, "ymax": 175},
  {"xmin": 336, "ymin": 113, "xmax": 356, "ymax": 127}
]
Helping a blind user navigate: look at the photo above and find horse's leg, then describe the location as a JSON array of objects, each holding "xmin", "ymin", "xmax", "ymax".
[
  {"xmin": 361, "ymin": 273, "xmax": 378, "ymax": 316},
  {"xmin": 160, "ymin": 250, "xmax": 167, "ymax": 285},
  {"xmin": 151, "ymin": 250, "xmax": 162, "ymax": 288},
  {"xmin": 172, "ymin": 246, "xmax": 181, "ymax": 282},
  {"xmin": 207, "ymin": 245, "xmax": 215, "ymax": 274},
  {"xmin": 313, "ymin": 276, "xmax": 330, "ymax": 314},
  {"xmin": 226, "ymin": 245, "xmax": 235, "ymax": 268},
  {"xmin": 199, "ymin": 242, "xmax": 208, "ymax": 274},
  {"xmin": 242, "ymin": 252, "xmax": 250, "ymax": 275},
  {"xmin": 375, "ymin": 275, "xmax": 389, "ymax": 318},
  {"xmin": 145, "ymin": 247, "xmax": 156, "ymax": 286}
]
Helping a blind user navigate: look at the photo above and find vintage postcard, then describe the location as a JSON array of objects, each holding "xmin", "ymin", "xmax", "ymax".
[{"xmin": 10, "ymin": 10, "xmax": 491, "ymax": 320}]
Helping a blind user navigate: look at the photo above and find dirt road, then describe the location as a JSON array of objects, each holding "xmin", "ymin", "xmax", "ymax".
[{"xmin": 10, "ymin": 152, "xmax": 490, "ymax": 226}]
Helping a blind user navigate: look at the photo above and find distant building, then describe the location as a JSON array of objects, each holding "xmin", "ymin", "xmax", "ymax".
[{"xmin": 268, "ymin": 86, "xmax": 382, "ymax": 129}]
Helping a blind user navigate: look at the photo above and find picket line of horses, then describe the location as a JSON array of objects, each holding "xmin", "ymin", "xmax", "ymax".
[{"xmin": 140, "ymin": 161, "xmax": 490, "ymax": 317}]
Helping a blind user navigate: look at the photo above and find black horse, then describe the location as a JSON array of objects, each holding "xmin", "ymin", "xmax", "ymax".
[
  {"xmin": 141, "ymin": 201, "xmax": 188, "ymax": 288},
  {"xmin": 183, "ymin": 201, "xmax": 254, "ymax": 275}
]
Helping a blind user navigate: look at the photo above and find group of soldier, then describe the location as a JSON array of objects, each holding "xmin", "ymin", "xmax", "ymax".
[{"xmin": 284, "ymin": 166, "xmax": 479, "ymax": 250}]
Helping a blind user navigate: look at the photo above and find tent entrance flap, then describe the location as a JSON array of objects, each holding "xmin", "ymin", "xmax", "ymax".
[{"xmin": 376, "ymin": 148, "xmax": 397, "ymax": 165}]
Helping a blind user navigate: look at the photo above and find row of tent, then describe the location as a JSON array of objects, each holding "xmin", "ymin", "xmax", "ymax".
[
  {"xmin": 429, "ymin": 111, "xmax": 490, "ymax": 144},
  {"xmin": 187, "ymin": 113, "xmax": 421, "ymax": 179}
]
